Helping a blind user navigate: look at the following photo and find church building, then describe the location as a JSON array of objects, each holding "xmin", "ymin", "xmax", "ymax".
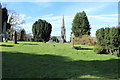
[
  {"xmin": 61, "ymin": 16, "xmax": 66, "ymax": 43},
  {"xmin": 48, "ymin": 15, "xmax": 66, "ymax": 43}
]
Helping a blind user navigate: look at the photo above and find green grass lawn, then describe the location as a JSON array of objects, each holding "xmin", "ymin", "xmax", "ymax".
[{"xmin": 0, "ymin": 41, "xmax": 119, "ymax": 78}]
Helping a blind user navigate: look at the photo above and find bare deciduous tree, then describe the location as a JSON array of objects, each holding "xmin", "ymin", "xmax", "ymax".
[{"xmin": 8, "ymin": 10, "xmax": 25, "ymax": 29}]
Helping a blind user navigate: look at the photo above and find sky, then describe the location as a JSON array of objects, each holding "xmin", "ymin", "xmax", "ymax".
[{"xmin": 2, "ymin": 2, "xmax": 118, "ymax": 41}]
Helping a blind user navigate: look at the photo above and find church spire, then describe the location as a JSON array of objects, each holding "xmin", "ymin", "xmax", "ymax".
[
  {"xmin": 62, "ymin": 15, "xmax": 65, "ymax": 28},
  {"xmin": 61, "ymin": 15, "xmax": 66, "ymax": 43}
]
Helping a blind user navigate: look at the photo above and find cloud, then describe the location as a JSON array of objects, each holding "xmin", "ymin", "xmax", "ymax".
[
  {"xmin": 88, "ymin": 14, "xmax": 118, "ymax": 18},
  {"xmin": 32, "ymin": 2, "xmax": 53, "ymax": 8},
  {"xmin": 83, "ymin": 4, "xmax": 110, "ymax": 14},
  {"xmin": 88, "ymin": 14, "xmax": 117, "ymax": 37},
  {"xmin": 25, "ymin": 14, "xmax": 73, "ymax": 27},
  {"xmin": 62, "ymin": 3, "xmax": 111, "ymax": 16},
  {"xmin": 19, "ymin": 14, "xmax": 26, "ymax": 20},
  {"xmin": 19, "ymin": 14, "xmax": 73, "ymax": 41},
  {"xmin": 19, "ymin": 13, "xmax": 117, "ymax": 41},
  {"xmin": 42, "ymin": 14, "xmax": 54, "ymax": 17},
  {"xmin": 90, "ymin": 24, "xmax": 117, "ymax": 37},
  {"xmin": 88, "ymin": 14, "xmax": 118, "ymax": 23},
  {"xmin": 20, "ymin": 23, "xmax": 33, "ymax": 27},
  {"xmin": 91, "ymin": 24, "xmax": 116, "ymax": 29},
  {"xmin": 26, "ymin": 16, "xmax": 33, "ymax": 20}
]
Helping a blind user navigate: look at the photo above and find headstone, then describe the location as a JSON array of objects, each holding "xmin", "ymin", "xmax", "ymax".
[
  {"xmin": 20, "ymin": 29, "xmax": 25, "ymax": 41},
  {"xmin": 3, "ymin": 22, "xmax": 6, "ymax": 34},
  {"xmin": 71, "ymin": 33, "xmax": 75, "ymax": 49},
  {"xmin": 0, "ymin": 3, "xmax": 2, "ymax": 42},
  {"xmin": 13, "ymin": 31, "xmax": 17, "ymax": 44},
  {"xmin": 8, "ymin": 31, "xmax": 10, "ymax": 40},
  {"xmin": 4, "ymin": 33, "xmax": 8, "ymax": 42},
  {"xmin": 30, "ymin": 37, "xmax": 32, "ymax": 42}
]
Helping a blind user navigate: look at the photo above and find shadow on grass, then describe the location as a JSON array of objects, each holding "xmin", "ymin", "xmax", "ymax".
[
  {"xmin": 0, "ymin": 44, "xmax": 14, "ymax": 47},
  {"xmin": 2, "ymin": 51, "xmax": 119, "ymax": 79},
  {"xmin": 23, "ymin": 43, "xmax": 39, "ymax": 45},
  {"xmin": 74, "ymin": 46, "xmax": 93, "ymax": 50}
]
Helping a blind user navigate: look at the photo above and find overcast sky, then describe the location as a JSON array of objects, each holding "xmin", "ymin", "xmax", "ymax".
[{"xmin": 2, "ymin": 2, "xmax": 118, "ymax": 41}]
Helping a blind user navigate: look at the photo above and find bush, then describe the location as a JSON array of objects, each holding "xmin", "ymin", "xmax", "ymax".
[
  {"xmin": 74, "ymin": 35, "xmax": 96, "ymax": 46},
  {"xmin": 50, "ymin": 36, "xmax": 59, "ymax": 43},
  {"xmin": 95, "ymin": 27, "xmax": 120, "ymax": 57},
  {"xmin": 94, "ymin": 46, "xmax": 108, "ymax": 54}
]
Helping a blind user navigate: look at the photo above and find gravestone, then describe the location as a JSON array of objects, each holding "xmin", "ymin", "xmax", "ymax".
[
  {"xmin": 7, "ymin": 31, "xmax": 10, "ymax": 40},
  {"xmin": 20, "ymin": 29, "xmax": 25, "ymax": 41},
  {"xmin": 13, "ymin": 31, "xmax": 17, "ymax": 44},
  {"xmin": 71, "ymin": 33, "xmax": 75, "ymax": 49},
  {"xmin": 0, "ymin": 3, "xmax": 2, "ymax": 42}
]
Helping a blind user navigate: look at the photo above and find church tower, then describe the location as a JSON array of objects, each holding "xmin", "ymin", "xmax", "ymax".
[{"xmin": 61, "ymin": 15, "xmax": 66, "ymax": 43}]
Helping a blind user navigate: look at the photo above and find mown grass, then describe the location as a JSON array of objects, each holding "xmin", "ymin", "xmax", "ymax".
[{"xmin": 0, "ymin": 41, "xmax": 119, "ymax": 79}]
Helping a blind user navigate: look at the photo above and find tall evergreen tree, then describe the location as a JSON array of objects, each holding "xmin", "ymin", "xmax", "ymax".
[
  {"xmin": 2, "ymin": 8, "xmax": 11, "ymax": 32},
  {"xmin": 72, "ymin": 11, "xmax": 91, "ymax": 37},
  {"xmin": 2, "ymin": 8, "xmax": 11, "ymax": 42},
  {"xmin": 32, "ymin": 19, "xmax": 52, "ymax": 42}
]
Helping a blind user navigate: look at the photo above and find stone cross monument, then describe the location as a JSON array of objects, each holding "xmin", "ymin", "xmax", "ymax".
[
  {"xmin": 61, "ymin": 15, "xmax": 66, "ymax": 43},
  {"xmin": 3, "ymin": 22, "xmax": 8, "ymax": 42}
]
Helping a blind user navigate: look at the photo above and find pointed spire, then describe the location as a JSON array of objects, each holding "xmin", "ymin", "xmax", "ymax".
[
  {"xmin": 61, "ymin": 15, "xmax": 66, "ymax": 43},
  {"xmin": 62, "ymin": 15, "xmax": 65, "ymax": 28}
]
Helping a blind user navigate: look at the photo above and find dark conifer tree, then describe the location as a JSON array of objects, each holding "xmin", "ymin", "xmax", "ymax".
[
  {"xmin": 72, "ymin": 11, "xmax": 91, "ymax": 37},
  {"xmin": 32, "ymin": 19, "xmax": 52, "ymax": 42}
]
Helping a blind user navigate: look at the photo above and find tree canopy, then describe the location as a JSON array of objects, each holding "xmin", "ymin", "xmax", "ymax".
[
  {"xmin": 72, "ymin": 11, "xmax": 91, "ymax": 37},
  {"xmin": 2, "ymin": 8, "xmax": 11, "ymax": 32},
  {"xmin": 8, "ymin": 10, "xmax": 25, "ymax": 28},
  {"xmin": 32, "ymin": 19, "xmax": 52, "ymax": 42}
]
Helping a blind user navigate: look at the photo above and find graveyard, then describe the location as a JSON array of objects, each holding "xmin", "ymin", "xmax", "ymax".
[
  {"xmin": 0, "ymin": 41, "xmax": 119, "ymax": 78},
  {"xmin": 0, "ymin": 2, "xmax": 120, "ymax": 79}
]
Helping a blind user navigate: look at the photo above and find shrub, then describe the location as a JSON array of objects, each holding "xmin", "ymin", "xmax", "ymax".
[
  {"xmin": 94, "ymin": 46, "xmax": 108, "ymax": 54},
  {"xmin": 95, "ymin": 27, "xmax": 120, "ymax": 56},
  {"xmin": 74, "ymin": 35, "xmax": 96, "ymax": 46},
  {"xmin": 50, "ymin": 36, "xmax": 59, "ymax": 43}
]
